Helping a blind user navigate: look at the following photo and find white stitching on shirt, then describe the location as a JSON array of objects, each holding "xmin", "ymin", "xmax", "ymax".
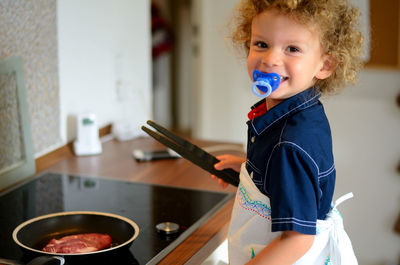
[
  {"xmin": 272, "ymin": 220, "xmax": 316, "ymax": 228},
  {"xmin": 319, "ymin": 164, "xmax": 335, "ymax": 179},
  {"xmin": 319, "ymin": 163, "xmax": 335, "ymax": 175},
  {"xmin": 271, "ymin": 217, "xmax": 316, "ymax": 224},
  {"xmin": 279, "ymin": 118, "xmax": 288, "ymax": 142},
  {"xmin": 265, "ymin": 141, "xmax": 330, "ymax": 198},
  {"xmin": 267, "ymin": 141, "xmax": 320, "ymax": 173},
  {"xmin": 246, "ymin": 160, "xmax": 262, "ymax": 174},
  {"xmin": 268, "ymin": 141, "xmax": 335, "ymax": 178},
  {"xmin": 251, "ymin": 93, "xmax": 320, "ymax": 135}
]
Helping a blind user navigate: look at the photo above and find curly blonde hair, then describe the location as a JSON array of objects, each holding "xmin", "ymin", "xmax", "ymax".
[{"xmin": 230, "ymin": 0, "xmax": 364, "ymax": 94}]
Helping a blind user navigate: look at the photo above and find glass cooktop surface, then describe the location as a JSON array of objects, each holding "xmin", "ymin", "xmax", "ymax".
[{"xmin": 0, "ymin": 172, "xmax": 233, "ymax": 264}]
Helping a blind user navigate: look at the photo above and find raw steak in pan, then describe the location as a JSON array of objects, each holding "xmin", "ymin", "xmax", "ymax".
[{"xmin": 42, "ymin": 233, "xmax": 112, "ymax": 254}]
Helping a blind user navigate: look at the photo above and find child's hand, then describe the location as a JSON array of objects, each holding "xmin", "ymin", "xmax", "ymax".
[
  {"xmin": 214, "ymin": 154, "xmax": 245, "ymax": 172},
  {"xmin": 211, "ymin": 154, "xmax": 246, "ymax": 189}
]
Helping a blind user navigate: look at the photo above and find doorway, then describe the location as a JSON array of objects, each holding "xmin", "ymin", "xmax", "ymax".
[{"xmin": 151, "ymin": 0, "xmax": 196, "ymax": 135}]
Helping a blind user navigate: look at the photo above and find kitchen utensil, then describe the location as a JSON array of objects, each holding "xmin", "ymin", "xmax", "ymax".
[{"xmin": 141, "ymin": 120, "xmax": 239, "ymax": 186}]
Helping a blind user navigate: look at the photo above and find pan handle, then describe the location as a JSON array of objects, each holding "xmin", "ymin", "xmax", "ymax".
[
  {"xmin": 27, "ymin": 256, "xmax": 65, "ymax": 265},
  {"xmin": 0, "ymin": 258, "xmax": 23, "ymax": 265},
  {"xmin": 0, "ymin": 256, "xmax": 65, "ymax": 265}
]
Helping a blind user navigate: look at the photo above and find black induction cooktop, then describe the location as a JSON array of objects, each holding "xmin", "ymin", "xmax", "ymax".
[{"xmin": 0, "ymin": 172, "xmax": 234, "ymax": 264}]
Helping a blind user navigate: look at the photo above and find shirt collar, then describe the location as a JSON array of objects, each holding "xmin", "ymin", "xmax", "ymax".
[{"xmin": 248, "ymin": 87, "xmax": 321, "ymax": 135}]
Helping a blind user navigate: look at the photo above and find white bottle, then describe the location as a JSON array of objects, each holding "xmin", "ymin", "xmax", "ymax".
[{"xmin": 73, "ymin": 113, "xmax": 102, "ymax": 156}]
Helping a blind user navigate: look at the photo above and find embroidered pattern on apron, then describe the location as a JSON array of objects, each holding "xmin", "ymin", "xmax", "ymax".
[
  {"xmin": 325, "ymin": 256, "xmax": 332, "ymax": 265},
  {"xmin": 237, "ymin": 183, "xmax": 271, "ymax": 220}
]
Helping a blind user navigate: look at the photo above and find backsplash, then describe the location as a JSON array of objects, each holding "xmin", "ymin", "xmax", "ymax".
[{"xmin": 0, "ymin": 0, "xmax": 60, "ymax": 155}]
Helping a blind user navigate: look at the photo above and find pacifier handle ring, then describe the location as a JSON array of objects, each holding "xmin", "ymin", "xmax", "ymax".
[{"xmin": 252, "ymin": 81, "xmax": 272, "ymax": 98}]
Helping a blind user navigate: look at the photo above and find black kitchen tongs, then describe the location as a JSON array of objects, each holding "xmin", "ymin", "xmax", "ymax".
[{"xmin": 141, "ymin": 120, "xmax": 239, "ymax": 187}]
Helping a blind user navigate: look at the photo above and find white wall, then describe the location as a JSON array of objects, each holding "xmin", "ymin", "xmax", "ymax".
[
  {"xmin": 194, "ymin": 0, "xmax": 250, "ymax": 146},
  {"xmin": 57, "ymin": 0, "xmax": 151, "ymax": 144},
  {"xmin": 194, "ymin": 0, "xmax": 400, "ymax": 264}
]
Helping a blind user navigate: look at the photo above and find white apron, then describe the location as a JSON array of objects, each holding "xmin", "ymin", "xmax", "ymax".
[{"xmin": 228, "ymin": 164, "xmax": 358, "ymax": 265}]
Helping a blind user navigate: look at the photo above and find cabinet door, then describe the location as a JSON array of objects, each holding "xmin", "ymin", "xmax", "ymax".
[
  {"xmin": 366, "ymin": 0, "xmax": 400, "ymax": 68},
  {"xmin": 0, "ymin": 56, "xmax": 35, "ymax": 191}
]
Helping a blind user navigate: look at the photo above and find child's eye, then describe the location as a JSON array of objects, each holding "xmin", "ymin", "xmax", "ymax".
[
  {"xmin": 286, "ymin": 46, "xmax": 300, "ymax": 53},
  {"xmin": 254, "ymin": 41, "xmax": 268, "ymax": 48}
]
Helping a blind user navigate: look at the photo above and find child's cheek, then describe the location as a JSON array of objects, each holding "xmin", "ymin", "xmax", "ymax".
[
  {"xmin": 247, "ymin": 59, "xmax": 255, "ymax": 81},
  {"xmin": 247, "ymin": 53, "xmax": 260, "ymax": 81}
]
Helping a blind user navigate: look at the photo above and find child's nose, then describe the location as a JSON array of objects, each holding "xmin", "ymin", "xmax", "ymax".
[{"xmin": 261, "ymin": 49, "xmax": 281, "ymax": 67}]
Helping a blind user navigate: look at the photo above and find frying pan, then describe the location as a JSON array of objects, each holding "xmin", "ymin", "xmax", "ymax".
[{"xmin": 12, "ymin": 211, "xmax": 139, "ymax": 260}]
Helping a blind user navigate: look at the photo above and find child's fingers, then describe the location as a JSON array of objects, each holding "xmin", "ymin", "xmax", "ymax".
[
  {"xmin": 214, "ymin": 156, "xmax": 234, "ymax": 170},
  {"xmin": 218, "ymin": 178, "xmax": 229, "ymax": 189},
  {"xmin": 214, "ymin": 160, "xmax": 238, "ymax": 171},
  {"xmin": 211, "ymin": 174, "xmax": 228, "ymax": 189},
  {"xmin": 214, "ymin": 162, "xmax": 224, "ymax": 170},
  {"xmin": 215, "ymin": 154, "xmax": 232, "ymax": 162},
  {"xmin": 215, "ymin": 154, "xmax": 245, "ymax": 171}
]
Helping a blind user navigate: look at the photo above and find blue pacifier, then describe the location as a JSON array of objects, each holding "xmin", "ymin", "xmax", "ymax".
[{"xmin": 251, "ymin": 70, "xmax": 281, "ymax": 98}]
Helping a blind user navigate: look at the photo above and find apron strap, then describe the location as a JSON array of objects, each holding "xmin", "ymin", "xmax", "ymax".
[
  {"xmin": 332, "ymin": 192, "xmax": 354, "ymax": 209},
  {"xmin": 328, "ymin": 192, "xmax": 358, "ymax": 265}
]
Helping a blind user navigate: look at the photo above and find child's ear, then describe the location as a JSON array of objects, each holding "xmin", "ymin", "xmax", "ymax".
[{"xmin": 315, "ymin": 55, "xmax": 336, "ymax": 80}]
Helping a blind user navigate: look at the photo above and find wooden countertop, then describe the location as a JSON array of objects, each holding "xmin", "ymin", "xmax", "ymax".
[{"xmin": 44, "ymin": 135, "xmax": 243, "ymax": 264}]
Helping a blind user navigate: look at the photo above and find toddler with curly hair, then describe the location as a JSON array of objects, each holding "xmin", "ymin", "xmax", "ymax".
[{"xmin": 211, "ymin": 0, "xmax": 363, "ymax": 264}]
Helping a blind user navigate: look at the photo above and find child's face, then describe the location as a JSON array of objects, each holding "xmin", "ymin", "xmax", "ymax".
[{"xmin": 247, "ymin": 9, "xmax": 333, "ymax": 106}]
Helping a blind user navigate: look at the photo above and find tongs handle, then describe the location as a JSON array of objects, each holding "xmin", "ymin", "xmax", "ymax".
[{"xmin": 142, "ymin": 120, "xmax": 239, "ymax": 187}]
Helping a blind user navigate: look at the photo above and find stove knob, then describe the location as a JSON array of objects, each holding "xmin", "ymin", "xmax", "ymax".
[{"xmin": 156, "ymin": 222, "xmax": 180, "ymax": 235}]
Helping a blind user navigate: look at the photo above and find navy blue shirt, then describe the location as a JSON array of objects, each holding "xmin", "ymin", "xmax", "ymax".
[{"xmin": 246, "ymin": 88, "xmax": 335, "ymax": 235}]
